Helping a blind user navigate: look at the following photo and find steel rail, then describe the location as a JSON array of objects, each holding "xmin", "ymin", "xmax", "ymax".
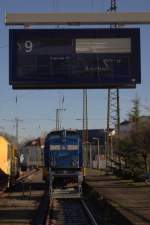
[
  {"xmin": 46, "ymin": 197, "xmax": 99, "ymax": 225},
  {"xmin": 81, "ymin": 199, "xmax": 99, "ymax": 225}
]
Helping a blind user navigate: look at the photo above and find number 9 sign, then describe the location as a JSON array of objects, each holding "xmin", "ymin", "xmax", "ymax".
[{"xmin": 24, "ymin": 40, "xmax": 33, "ymax": 53}]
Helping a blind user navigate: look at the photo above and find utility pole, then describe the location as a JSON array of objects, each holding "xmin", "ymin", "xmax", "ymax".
[
  {"xmin": 2, "ymin": 118, "xmax": 23, "ymax": 144},
  {"xmin": 56, "ymin": 109, "xmax": 59, "ymax": 130},
  {"xmin": 15, "ymin": 118, "xmax": 23, "ymax": 144},
  {"xmin": 56, "ymin": 108, "xmax": 65, "ymax": 130},
  {"xmin": 106, "ymin": 0, "xmax": 120, "ymax": 169},
  {"xmin": 93, "ymin": 137, "xmax": 100, "ymax": 169},
  {"xmin": 83, "ymin": 89, "xmax": 88, "ymax": 171}
]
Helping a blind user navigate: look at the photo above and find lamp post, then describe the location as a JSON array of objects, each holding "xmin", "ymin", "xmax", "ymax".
[
  {"xmin": 93, "ymin": 138, "xmax": 100, "ymax": 169},
  {"xmin": 83, "ymin": 141, "xmax": 92, "ymax": 168},
  {"xmin": 89, "ymin": 142, "xmax": 92, "ymax": 168},
  {"xmin": 110, "ymin": 129, "xmax": 115, "ymax": 167},
  {"xmin": 104, "ymin": 130, "xmax": 107, "ymax": 169}
]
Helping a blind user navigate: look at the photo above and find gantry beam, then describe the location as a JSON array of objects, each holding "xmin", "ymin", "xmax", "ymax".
[{"xmin": 5, "ymin": 12, "xmax": 150, "ymax": 25}]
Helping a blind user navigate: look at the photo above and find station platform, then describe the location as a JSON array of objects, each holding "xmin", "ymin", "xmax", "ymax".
[{"xmin": 85, "ymin": 170, "xmax": 150, "ymax": 225}]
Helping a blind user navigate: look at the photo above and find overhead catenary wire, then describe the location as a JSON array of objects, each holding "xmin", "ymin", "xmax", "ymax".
[
  {"xmin": 52, "ymin": 0, "xmax": 58, "ymax": 11},
  {"xmin": 90, "ymin": 0, "xmax": 94, "ymax": 10}
]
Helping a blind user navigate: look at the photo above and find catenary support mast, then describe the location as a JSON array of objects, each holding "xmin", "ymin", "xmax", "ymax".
[{"xmin": 106, "ymin": 0, "xmax": 120, "ymax": 169}]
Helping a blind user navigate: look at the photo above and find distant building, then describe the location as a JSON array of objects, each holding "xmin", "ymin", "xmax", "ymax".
[
  {"xmin": 78, "ymin": 129, "xmax": 106, "ymax": 168},
  {"xmin": 119, "ymin": 116, "xmax": 150, "ymax": 136},
  {"xmin": 20, "ymin": 137, "xmax": 43, "ymax": 170},
  {"xmin": 78, "ymin": 129, "xmax": 105, "ymax": 146},
  {"xmin": 120, "ymin": 120, "xmax": 133, "ymax": 135}
]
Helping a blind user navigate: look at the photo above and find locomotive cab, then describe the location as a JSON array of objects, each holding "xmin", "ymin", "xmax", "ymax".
[{"xmin": 43, "ymin": 130, "xmax": 83, "ymax": 194}]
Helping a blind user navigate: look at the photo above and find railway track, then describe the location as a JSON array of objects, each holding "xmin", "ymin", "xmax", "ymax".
[
  {"xmin": 0, "ymin": 170, "xmax": 99, "ymax": 225},
  {"xmin": 0, "ymin": 169, "xmax": 45, "ymax": 225},
  {"xmin": 16, "ymin": 169, "xmax": 40, "ymax": 183},
  {"xmin": 0, "ymin": 169, "xmax": 41, "ymax": 198},
  {"xmin": 45, "ymin": 197, "xmax": 99, "ymax": 225}
]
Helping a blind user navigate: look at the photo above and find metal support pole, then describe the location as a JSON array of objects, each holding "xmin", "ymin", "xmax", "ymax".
[
  {"xmin": 106, "ymin": 0, "xmax": 120, "ymax": 171},
  {"xmin": 56, "ymin": 108, "xmax": 65, "ymax": 130},
  {"xmin": 15, "ymin": 118, "xmax": 19, "ymax": 144},
  {"xmin": 83, "ymin": 89, "xmax": 88, "ymax": 171},
  {"xmin": 106, "ymin": 90, "xmax": 110, "ymax": 169},
  {"xmin": 56, "ymin": 109, "xmax": 59, "ymax": 130},
  {"xmin": 97, "ymin": 139, "xmax": 100, "ymax": 169},
  {"xmin": 89, "ymin": 143, "xmax": 92, "ymax": 168},
  {"xmin": 93, "ymin": 138, "xmax": 100, "ymax": 169},
  {"xmin": 117, "ymin": 89, "xmax": 121, "ymax": 168},
  {"xmin": 15, "ymin": 118, "xmax": 23, "ymax": 144}
]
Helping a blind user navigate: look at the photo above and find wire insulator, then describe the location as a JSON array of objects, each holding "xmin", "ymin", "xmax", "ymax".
[{"xmin": 110, "ymin": 0, "xmax": 117, "ymax": 12}]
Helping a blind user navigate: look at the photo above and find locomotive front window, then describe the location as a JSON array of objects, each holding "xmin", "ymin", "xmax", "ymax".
[
  {"xmin": 66, "ymin": 137, "xmax": 79, "ymax": 151},
  {"xmin": 67, "ymin": 145, "xmax": 78, "ymax": 150},
  {"xmin": 49, "ymin": 145, "xmax": 61, "ymax": 151},
  {"xmin": 66, "ymin": 137, "xmax": 78, "ymax": 144}
]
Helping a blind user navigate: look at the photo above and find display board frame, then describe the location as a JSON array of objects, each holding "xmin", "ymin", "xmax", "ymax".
[{"xmin": 9, "ymin": 28, "xmax": 141, "ymax": 89}]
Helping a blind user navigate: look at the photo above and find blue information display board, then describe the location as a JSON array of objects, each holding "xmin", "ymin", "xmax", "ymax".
[{"xmin": 9, "ymin": 28, "xmax": 141, "ymax": 89}]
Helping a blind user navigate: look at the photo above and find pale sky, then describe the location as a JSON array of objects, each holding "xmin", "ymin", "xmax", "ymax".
[{"xmin": 0, "ymin": 0, "xmax": 150, "ymax": 141}]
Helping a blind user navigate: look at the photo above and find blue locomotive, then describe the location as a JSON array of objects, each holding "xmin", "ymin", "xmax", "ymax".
[{"xmin": 43, "ymin": 129, "xmax": 83, "ymax": 193}]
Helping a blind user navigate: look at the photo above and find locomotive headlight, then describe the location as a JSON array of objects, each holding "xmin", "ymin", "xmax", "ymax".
[{"xmin": 72, "ymin": 159, "xmax": 78, "ymax": 167}]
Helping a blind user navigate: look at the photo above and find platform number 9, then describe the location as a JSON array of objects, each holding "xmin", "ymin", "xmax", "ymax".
[{"xmin": 24, "ymin": 40, "xmax": 33, "ymax": 53}]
